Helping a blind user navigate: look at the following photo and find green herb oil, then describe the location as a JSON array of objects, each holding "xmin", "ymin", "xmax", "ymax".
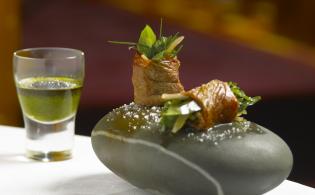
[{"xmin": 17, "ymin": 77, "xmax": 82, "ymax": 123}]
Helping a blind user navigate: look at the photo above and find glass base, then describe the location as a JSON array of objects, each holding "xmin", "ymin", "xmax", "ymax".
[
  {"xmin": 24, "ymin": 115, "xmax": 75, "ymax": 162},
  {"xmin": 26, "ymin": 150, "xmax": 72, "ymax": 162}
]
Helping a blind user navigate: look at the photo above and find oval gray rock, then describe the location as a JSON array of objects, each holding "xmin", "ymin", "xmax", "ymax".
[{"xmin": 91, "ymin": 103, "xmax": 293, "ymax": 195}]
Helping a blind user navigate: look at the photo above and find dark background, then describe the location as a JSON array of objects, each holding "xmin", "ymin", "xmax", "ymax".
[{"xmin": 19, "ymin": 0, "xmax": 315, "ymax": 187}]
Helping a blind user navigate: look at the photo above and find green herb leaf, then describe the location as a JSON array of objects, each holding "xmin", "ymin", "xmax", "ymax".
[
  {"xmin": 161, "ymin": 99, "xmax": 201, "ymax": 133},
  {"xmin": 166, "ymin": 36, "xmax": 184, "ymax": 53},
  {"xmin": 138, "ymin": 25, "xmax": 156, "ymax": 48},
  {"xmin": 159, "ymin": 18, "xmax": 163, "ymax": 38},
  {"xmin": 172, "ymin": 115, "xmax": 189, "ymax": 133},
  {"xmin": 172, "ymin": 44, "xmax": 183, "ymax": 56},
  {"xmin": 108, "ymin": 41, "xmax": 137, "ymax": 45},
  {"xmin": 136, "ymin": 43, "xmax": 152, "ymax": 58},
  {"xmin": 228, "ymin": 82, "xmax": 261, "ymax": 116},
  {"xmin": 152, "ymin": 51, "xmax": 165, "ymax": 61}
]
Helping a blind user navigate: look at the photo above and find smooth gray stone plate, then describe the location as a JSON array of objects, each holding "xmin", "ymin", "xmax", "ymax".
[{"xmin": 91, "ymin": 103, "xmax": 293, "ymax": 195}]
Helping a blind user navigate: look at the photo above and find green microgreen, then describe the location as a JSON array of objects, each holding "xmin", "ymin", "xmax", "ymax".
[{"xmin": 228, "ymin": 82, "xmax": 261, "ymax": 116}]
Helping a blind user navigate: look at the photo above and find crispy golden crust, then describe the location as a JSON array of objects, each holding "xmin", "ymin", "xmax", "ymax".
[
  {"xmin": 132, "ymin": 53, "xmax": 184, "ymax": 106},
  {"xmin": 186, "ymin": 80, "xmax": 239, "ymax": 129}
]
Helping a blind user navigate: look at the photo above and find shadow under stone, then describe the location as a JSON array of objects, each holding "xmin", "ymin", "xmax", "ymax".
[{"xmin": 51, "ymin": 173, "xmax": 158, "ymax": 195}]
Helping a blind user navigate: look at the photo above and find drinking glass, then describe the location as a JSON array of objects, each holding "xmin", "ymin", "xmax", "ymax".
[{"xmin": 13, "ymin": 48, "xmax": 84, "ymax": 161}]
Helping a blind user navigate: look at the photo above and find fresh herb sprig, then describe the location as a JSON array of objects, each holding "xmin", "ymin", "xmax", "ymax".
[
  {"xmin": 228, "ymin": 82, "xmax": 261, "ymax": 116},
  {"xmin": 109, "ymin": 21, "xmax": 184, "ymax": 61},
  {"xmin": 160, "ymin": 99, "xmax": 201, "ymax": 133}
]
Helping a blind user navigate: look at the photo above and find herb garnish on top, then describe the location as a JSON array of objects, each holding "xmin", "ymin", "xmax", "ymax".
[{"xmin": 109, "ymin": 20, "xmax": 184, "ymax": 61}]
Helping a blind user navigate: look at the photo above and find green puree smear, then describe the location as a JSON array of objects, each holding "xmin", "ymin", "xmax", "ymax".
[{"xmin": 17, "ymin": 77, "xmax": 82, "ymax": 123}]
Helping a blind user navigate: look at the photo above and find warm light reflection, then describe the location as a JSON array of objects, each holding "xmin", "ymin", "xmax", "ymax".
[{"xmin": 100, "ymin": 0, "xmax": 315, "ymax": 66}]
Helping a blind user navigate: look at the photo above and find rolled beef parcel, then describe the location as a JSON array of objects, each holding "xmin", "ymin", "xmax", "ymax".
[
  {"xmin": 132, "ymin": 53, "xmax": 184, "ymax": 106},
  {"xmin": 186, "ymin": 80, "xmax": 239, "ymax": 129}
]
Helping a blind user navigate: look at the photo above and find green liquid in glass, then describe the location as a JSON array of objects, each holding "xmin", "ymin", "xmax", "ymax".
[{"xmin": 17, "ymin": 77, "xmax": 82, "ymax": 123}]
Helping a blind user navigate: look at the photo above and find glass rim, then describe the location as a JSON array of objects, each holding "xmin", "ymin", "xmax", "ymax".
[{"xmin": 14, "ymin": 47, "xmax": 84, "ymax": 60}]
